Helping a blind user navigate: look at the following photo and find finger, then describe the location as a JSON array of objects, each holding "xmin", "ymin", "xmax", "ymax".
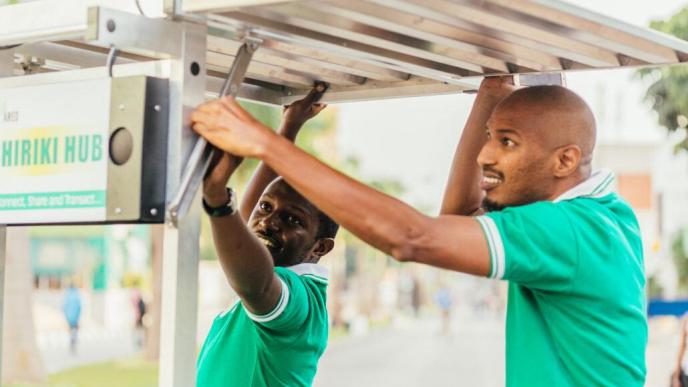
[
  {"xmin": 311, "ymin": 104, "xmax": 327, "ymax": 115},
  {"xmin": 219, "ymin": 96, "xmax": 250, "ymax": 119},
  {"xmin": 190, "ymin": 111, "xmax": 215, "ymax": 128},
  {"xmin": 197, "ymin": 101, "xmax": 222, "ymax": 113},
  {"xmin": 219, "ymin": 96, "xmax": 240, "ymax": 112},
  {"xmin": 192, "ymin": 122, "xmax": 210, "ymax": 136},
  {"xmin": 302, "ymin": 82, "xmax": 329, "ymax": 106}
]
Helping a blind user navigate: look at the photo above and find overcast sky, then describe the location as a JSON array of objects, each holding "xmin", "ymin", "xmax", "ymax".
[{"xmin": 336, "ymin": 1, "xmax": 688, "ymax": 211}]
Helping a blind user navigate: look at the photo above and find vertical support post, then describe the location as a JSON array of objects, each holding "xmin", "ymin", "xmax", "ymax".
[
  {"xmin": 158, "ymin": 22, "xmax": 206, "ymax": 387},
  {"xmin": 0, "ymin": 48, "xmax": 13, "ymax": 384}
]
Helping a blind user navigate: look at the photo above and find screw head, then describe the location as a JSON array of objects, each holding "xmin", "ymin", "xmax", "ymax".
[
  {"xmin": 154, "ymin": 105, "xmax": 161, "ymax": 112},
  {"xmin": 106, "ymin": 19, "xmax": 116, "ymax": 33},
  {"xmin": 150, "ymin": 208, "xmax": 158, "ymax": 216},
  {"xmin": 119, "ymin": 104, "xmax": 125, "ymax": 111},
  {"xmin": 115, "ymin": 207, "xmax": 122, "ymax": 214}
]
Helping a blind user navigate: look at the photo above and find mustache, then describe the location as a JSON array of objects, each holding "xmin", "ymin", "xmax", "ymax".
[
  {"xmin": 482, "ymin": 167, "xmax": 504, "ymax": 179},
  {"xmin": 254, "ymin": 229, "xmax": 280, "ymax": 243}
]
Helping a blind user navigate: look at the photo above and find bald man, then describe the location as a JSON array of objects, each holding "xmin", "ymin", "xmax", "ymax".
[{"xmin": 190, "ymin": 77, "xmax": 646, "ymax": 386}]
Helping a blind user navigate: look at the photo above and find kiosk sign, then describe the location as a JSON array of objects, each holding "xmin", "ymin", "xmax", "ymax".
[{"xmin": 0, "ymin": 79, "xmax": 111, "ymax": 224}]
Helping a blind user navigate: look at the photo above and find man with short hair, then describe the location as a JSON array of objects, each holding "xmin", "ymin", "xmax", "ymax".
[
  {"xmin": 191, "ymin": 77, "xmax": 646, "ymax": 386},
  {"xmin": 196, "ymin": 85, "xmax": 339, "ymax": 387}
]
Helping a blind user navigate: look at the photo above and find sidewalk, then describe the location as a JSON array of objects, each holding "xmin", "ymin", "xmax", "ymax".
[{"xmin": 38, "ymin": 328, "xmax": 140, "ymax": 373}]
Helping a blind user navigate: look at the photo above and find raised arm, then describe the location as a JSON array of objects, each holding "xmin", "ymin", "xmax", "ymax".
[
  {"xmin": 203, "ymin": 152, "xmax": 281, "ymax": 315},
  {"xmin": 240, "ymin": 84, "xmax": 328, "ymax": 220},
  {"xmin": 191, "ymin": 98, "xmax": 491, "ymax": 277},
  {"xmin": 441, "ymin": 77, "xmax": 516, "ymax": 216}
]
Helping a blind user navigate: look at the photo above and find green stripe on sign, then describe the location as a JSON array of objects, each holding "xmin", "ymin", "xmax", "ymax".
[{"xmin": 0, "ymin": 190, "xmax": 106, "ymax": 211}]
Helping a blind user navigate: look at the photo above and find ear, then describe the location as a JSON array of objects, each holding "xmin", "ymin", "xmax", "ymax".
[
  {"xmin": 311, "ymin": 238, "xmax": 335, "ymax": 258},
  {"xmin": 554, "ymin": 145, "xmax": 581, "ymax": 178}
]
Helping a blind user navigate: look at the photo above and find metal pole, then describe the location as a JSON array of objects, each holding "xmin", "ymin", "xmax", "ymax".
[
  {"xmin": 158, "ymin": 21, "xmax": 206, "ymax": 387},
  {"xmin": 0, "ymin": 47, "xmax": 13, "ymax": 385}
]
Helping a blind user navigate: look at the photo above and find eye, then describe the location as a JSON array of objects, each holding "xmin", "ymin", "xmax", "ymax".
[
  {"xmin": 287, "ymin": 215, "xmax": 302, "ymax": 227},
  {"xmin": 501, "ymin": 137, "xmax": 515, "ymax": 147},
  {"xmin": 259, "ymin": 201, "xmax": 272, "ymax": 213}
]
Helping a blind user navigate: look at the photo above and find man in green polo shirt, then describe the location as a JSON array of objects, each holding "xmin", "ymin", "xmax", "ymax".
[
  {"xmin": 440, "ymin": 77, "xmax": 646, "ymax": 385},
  {"xmin": 196, "ymin": 85, "xmax": 338, "ymax": 387},
  {"xmin": 191, "ymin": 76, "xmax": 646, "ymax": 386}
]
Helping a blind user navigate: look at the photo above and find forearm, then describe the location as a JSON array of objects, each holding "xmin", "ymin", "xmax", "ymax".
[
  {"xmin": 209, "ymin": 212, "xmax": 280, "ymax": 312},
  {"xmin": 260, "ymin": 135, "xmax": 426, "ymax": 260},
  {"xmin": 259, "ymin": 136, "xmax": 490, "ymax": 276},
  {"xmin": 239, "ymin": 123, "xmax": 299, "ymax": 220},
  {"xmin": 441, "ymin": 93, "xmax": 502, "ymax": 215}
]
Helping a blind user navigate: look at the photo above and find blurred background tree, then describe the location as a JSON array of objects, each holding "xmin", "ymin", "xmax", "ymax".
[{"xmin": 639, "ymin": 6, "xmax": 688, "ymax": 152}]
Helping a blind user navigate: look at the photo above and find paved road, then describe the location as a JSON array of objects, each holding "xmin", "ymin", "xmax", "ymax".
[
  {"xmin": 315, "ymin": 314, "xmax": 678, "ymax": 387},
  {"xmin": 314, "ymin": 315, "xmax": 505, "ymax": 387}
]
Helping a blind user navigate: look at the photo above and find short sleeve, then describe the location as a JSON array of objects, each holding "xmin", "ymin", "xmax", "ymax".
[
  {"xmin": 476, "ymin": 201, "xmax": 579, "ymax": 292},
  {"xmin": 243, "ymin": 269, "xmax": 309, "ymax": 331}
]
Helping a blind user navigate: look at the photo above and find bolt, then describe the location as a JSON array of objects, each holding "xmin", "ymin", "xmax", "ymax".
[
  {"xmin": 154, "ymin": 105, "xmax": 161, "ymax": 112},
  {"xmin": 150, "ymin": 208, "xmax": 158, "ymax": 216},
  {"xmin": 106, "ymin": 19, "xmax": 116, "ymax": 33},
  {"xmin": 115, "ymin": 207, "xmax": 122, "ymax": 214}
]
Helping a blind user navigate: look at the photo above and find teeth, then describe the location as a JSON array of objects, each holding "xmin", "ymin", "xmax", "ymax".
[
  {"xmin": 483, "ymin": 176, "xmax": 501, "ymax": 184},
  {"xmin": 257, "ymin": 235, "xmax": 276, "ymax": 248}
]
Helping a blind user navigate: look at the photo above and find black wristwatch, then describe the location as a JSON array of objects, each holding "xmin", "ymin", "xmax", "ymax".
[{"xmin": 202, "ymin": 187, "xmax": 237, "ymax": 217}]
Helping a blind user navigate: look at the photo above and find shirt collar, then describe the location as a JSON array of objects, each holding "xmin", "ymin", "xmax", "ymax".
[
  {"xmin": 286, "ymin": 263, "xmax": 330, "ymax": 283},
  {"xmin": 553, "ymin": 169, "xmax": 615, "ymax": 202}
]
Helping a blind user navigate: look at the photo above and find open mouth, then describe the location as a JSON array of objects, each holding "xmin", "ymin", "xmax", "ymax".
[
  {"xmin": 255, "ymin": 232, "xmax": 283, "ymax": 250},
  {"xmin": 480, "ymin": 173, "xmax": 503, "ymax": 191}
]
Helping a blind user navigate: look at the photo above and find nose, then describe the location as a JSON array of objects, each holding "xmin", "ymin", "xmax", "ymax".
[
  {"xmin": 259, "ymin": 213, "xmax": 281, "ymax": 232},
  {"xmin": 477, "ymin": 141, "xmax": 496, "ymax": 168}
]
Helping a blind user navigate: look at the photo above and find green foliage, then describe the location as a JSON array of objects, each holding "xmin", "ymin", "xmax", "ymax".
[
  {"xmin": 646, "ymin": 275, "xmax": 664, "ymax": 298},
  {"xmin": 672, "ymin": 228, "xmax": 688, "ymax": 291},
  {"xmin": 639, "ymin": 6, "xmax": 688, "ymax": 152}
]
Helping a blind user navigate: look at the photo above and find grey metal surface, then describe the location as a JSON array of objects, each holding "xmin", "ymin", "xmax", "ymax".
[
  {"xmin": 107, "ymin": 76, "xmax": 148, "ymax": 221},
  {"xmin": 0, "ymin": 47, "xmax": 13, "ymax": 386},
  {"xmin": 195, "ymin": 0, "xmax": 688, "ymax": 104},
  {"xmin": 6, "ymin": 0, "xmax": 687, "ymax": 105},
  {"xmin": 157, "ymin": 21, "xmax": 206, "ymax": 387}
]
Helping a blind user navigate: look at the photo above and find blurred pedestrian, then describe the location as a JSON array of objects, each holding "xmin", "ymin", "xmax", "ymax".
[
  {"xmin": 131, "ymin": 287, "xmax": 147, "ymax": 348},
  {"xmin": 411, "ymin": 277, "xmax": 422, "ymax": 318},
  {"xmin": 436, "ymin": 286, "xmax": 453, "ymax": 335},
  {"xmin": 62, "ymin": 283, "xmax": 81, "ymax": 355},
  {"xmin": 672, "ymin": 315, "xmax": 688, "ymax": 387}
]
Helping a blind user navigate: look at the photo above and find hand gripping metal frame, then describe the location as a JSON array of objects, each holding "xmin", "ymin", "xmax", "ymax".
[{"xmin": 167, "ymin": 37, "xmax": 261, "ymax": 226}]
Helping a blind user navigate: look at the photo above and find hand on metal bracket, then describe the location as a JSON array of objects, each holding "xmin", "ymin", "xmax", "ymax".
[{"xmin": 166, "ymin": 38, "xmax": 261, "ymax": 226}]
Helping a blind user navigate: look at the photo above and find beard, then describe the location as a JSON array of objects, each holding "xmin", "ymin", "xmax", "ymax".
[{"xmin": 482, "ymin": 197, "xmax": 506, "ymax": 212}]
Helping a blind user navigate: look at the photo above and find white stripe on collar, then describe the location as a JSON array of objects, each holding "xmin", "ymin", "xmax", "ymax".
[
  {"xmin": 287, "ymin": 263, "xmax": 330, "ymax": 281},
  {"xmin": 553, "ymin": 169, "xmax": 615, "ymax": 203}
]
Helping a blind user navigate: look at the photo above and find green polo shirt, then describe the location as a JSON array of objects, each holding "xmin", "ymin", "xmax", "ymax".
[
  {"xmin": 196, "ymin": 263, "xmax": 329, "ymax": 387},
  {"xmin": 476, "ymin": 170, "xmax": 647, "ymax": 387}
]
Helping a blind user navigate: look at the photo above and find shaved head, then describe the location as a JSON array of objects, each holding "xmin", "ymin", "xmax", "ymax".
[
  {"xmin": 494, "ymin": 85, "xmax": 596, "ymax": 169},
  {"xmin": 478, "ymin": 85, "xmax": 598, "ymax": 211}
]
